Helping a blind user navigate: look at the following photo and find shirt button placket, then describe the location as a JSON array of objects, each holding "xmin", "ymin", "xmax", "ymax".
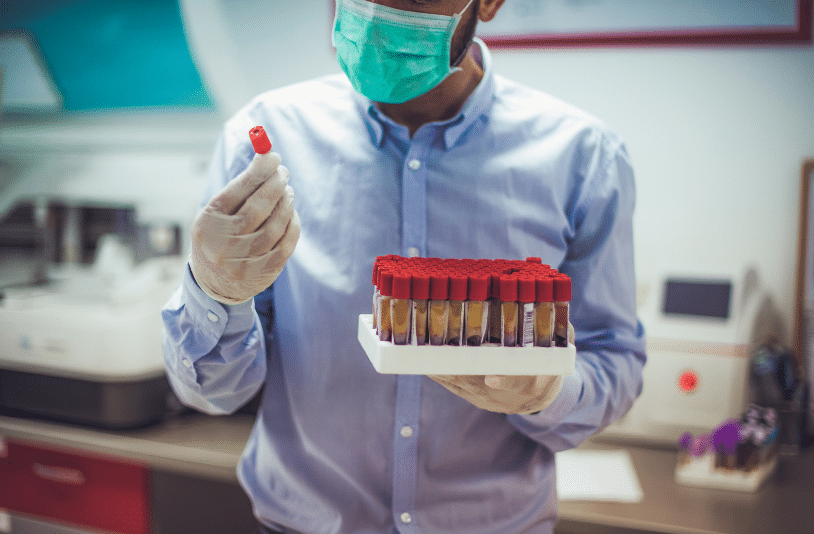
[
  {"xmin": 392, "ymin": 376, "xmax": 420, "ymax": 533},
  {"xmin": 402, "ymin": 149, "xmax": 427, "ymax": 258},
  {"xmin": 394, "ymin": 136, "xmax": 428, "ymax": 532}
]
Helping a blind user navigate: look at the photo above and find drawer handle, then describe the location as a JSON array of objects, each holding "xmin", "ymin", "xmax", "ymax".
[{"xmin": 33, "ymin": 463, "xmax": 86, "ymax": 485}]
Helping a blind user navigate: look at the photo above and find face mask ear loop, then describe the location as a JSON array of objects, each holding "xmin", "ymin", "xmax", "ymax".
[{"xmin": 450, "ymin": 0, "xmax": 478, "ymax": 68}]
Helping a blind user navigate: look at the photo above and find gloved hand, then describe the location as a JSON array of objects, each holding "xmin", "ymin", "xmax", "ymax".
[
  {"xmin": 429, "ymin": 323, "xmax": 574, "ymax": 415},
  {"xmin": 189, "ymin": 151, "xmax": 300, "ymax": 305}
]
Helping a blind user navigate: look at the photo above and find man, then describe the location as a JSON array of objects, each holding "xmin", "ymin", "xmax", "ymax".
[{"xmin": 162, "ymin": 0, "xmax": 646, "ymax": 532}]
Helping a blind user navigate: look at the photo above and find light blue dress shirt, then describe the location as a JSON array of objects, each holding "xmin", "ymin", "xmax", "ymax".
[{"xmin": 162, "ymin": 39, "xmax": 646, "ymax": 534}]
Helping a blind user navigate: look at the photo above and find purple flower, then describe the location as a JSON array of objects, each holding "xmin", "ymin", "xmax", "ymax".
[
  {"xmin": 678, "ymin": 432, "xmax": 693, "ymax": 450},
  {"xmin": 712, "ymin": 419, "xmax": 741, "ymax": 455}
]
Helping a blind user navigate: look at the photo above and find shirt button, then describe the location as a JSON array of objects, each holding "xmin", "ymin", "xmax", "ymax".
[
  {"xmin": 407, "ymin": 247, "xmax": 420, "ymax": 258},
  {"xmin": 182, "ymin": 358, "xmax": 193, "ymax": 368},
  {"xmin": 400, "ymin": 426, "xmax": 413, "ymax": 438},
  {"xmin": 207, "ymin": 311, "xmax": 219, "ymax": 322},
  {"xmin": 407, "ymin": 159, "xmax": 421, "ymax": 171},
  {"xmin": 400, "ymin": 512, "xmax": 412, "ymax": 524}
]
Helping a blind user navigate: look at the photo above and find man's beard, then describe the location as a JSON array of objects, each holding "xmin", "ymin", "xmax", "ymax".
[{"xmin": 450, "ymin": 0, "xmax": 480, "ymax": 67}]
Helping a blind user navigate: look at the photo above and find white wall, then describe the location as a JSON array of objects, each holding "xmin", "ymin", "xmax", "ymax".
[
  {"xmin": 183, "ymin": 2, "xmax": 814, "ymax": 346},
  {"xmin": 493, "ymin": 44, "xmax": 814, "ymax": 345}
]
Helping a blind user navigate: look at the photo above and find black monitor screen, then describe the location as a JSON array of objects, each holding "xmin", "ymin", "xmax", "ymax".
[{"xmin": 662, "ymin": 279, "xmax": 732, "ymax": 319}]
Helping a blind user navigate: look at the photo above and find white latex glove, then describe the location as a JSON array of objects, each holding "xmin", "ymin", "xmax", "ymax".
[
  {"xmin": 189, "ymin": 151, "xmax": 300, "ymax": 304},
  {"xmin": 429, "ymin": 323, "xmax": 574, "ymax": 415}
]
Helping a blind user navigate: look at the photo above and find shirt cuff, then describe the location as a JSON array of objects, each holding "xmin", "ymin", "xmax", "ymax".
[{"xmin": 182, "ymin": 262, "xmax": 257, "ymax": 339}]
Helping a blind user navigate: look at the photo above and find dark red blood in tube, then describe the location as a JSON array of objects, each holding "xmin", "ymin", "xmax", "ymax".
[{"xmin": 249, "ymin": 126, "xmax": 272, "ymax": 154}]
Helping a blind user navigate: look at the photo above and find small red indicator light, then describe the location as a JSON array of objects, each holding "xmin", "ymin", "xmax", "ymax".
[{"xmin": 678, "ymin": 371, "xmax": 699, "ymax": 393}]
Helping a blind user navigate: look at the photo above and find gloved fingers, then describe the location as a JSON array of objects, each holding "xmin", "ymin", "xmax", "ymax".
[
  {"xmin": 218, "ymin": 233, "xmax": 299, "ymax": 289},
  {"xmin": 515, "ymin": 375, "xmax": 565, "ymax": 414},
  {"xmin": 428, "ymin": 374, "xmax": 489, "ymax": 397},
  {"xmin": 259, "ymin": 185, "xmax": 297, "ymax": 251},
  {"xmin": 484, "ymin": 375, "xmax": 534, "ymax": 391},
  {"xmin": 273, "ymin": 209, "xmax": 301, "ymax": 259},
  {"xmin": 191, "ymin": 210, "xmax": 258, "ymax": 261},
  {"xmin": 568, "ymin": 322, "xmax": 575, "ymax": 344},
  {"xmin": 430, "ymin": 373, "xmax": 566, "ymax": 415},
  {"xmin": 207, "ymin": 151, "xmax": 283, "ymax": 216},
  {"xmin": 191, "ymin": 182, "xmax": 294, "ymax": 260},
  {"xmin": 232, "ymin": 165, "xmax": 291, "ymax": 234},
  {"xmin": 191, "ymin": 209, "xmax": 243, "ymax": 261}
]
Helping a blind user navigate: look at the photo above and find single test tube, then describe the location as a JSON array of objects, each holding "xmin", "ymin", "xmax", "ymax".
[
  {"xmin": 465, "ymin": 275, "xmax": 490, "ymax": 346},
  {"xmin": 411, "ymin": 274, "xmax": 430, "ymax": 346},
  {"xmin": 371, "ymin": 262, "xmax": 380, "ymax": 332},
  {"xmin": 377, "ymin": 270, "xmax": 394, "ymax": 342},
  {"xmin": 487, "ymin": 273, "xmax": 502, "ymax": 345},
  {"xmin": 447, "ymin": 274, "xmax": 468, "ymax": 346},
  {"xmin": 429, "ymin": 273, "xmax": 449, "ymax": 345},
  {"xmin": 499, "ymin": 275, "xmax": 519, "ymax": 347},
  {"xmin": 552, "ymin": 275, "xmax": 571, "ymax": 347},
  {"xmin": 534, "ymin": 276, "xmax": 553, "ymax": 347},
  {"xmin": 517, "ymin": 277, "xmax": 536, "ymax": 347},
  {"xmin": 391, "ymin": 273, "xmax": 412, "ymax": 345}
]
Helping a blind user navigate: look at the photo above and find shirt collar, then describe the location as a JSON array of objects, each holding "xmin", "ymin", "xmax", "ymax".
[{"xmin": 357, "ymin": 37, "xmax": 495, "ymax": 150}]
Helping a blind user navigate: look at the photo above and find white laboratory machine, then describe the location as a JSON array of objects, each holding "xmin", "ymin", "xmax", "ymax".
[
  {"xmin": 599, "ymin": 265, "xmax": 777, "ymax": 445},
  {"xmin": 0, "ymin": 113, "xmax": 218, "ymax": 428}
]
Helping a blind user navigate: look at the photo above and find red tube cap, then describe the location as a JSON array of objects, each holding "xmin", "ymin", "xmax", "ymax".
[
  {"xmin": 518, "ymin": 277, "xmax": 536, "ymax": 303},
  {"xmin": 499, "ymin": 275, "xmax": 518, "ymax": 302},
  {"xmin": 430, "ymin": 274, "xmax": 449, "ymax": 300},
  {"xmin": 412, "ymin": 274, "xmax": 430, "ymax": 300},
  {"xmin": 553, "ymin": 275, "xmax": 572, "ymax": 301},
  {"xmin": 449, "ymin": 275, "xmax": 468, "ymax": 301},
  {"xmin": 535, "ymin": 276, "xmax": 553, "ymax": 303},
  {"xmin": 392, "ymin": 273, "xmax": 412, "ymax": 299},
  {"xmin": 378, "ymin": 271, "xmax": 394, "ymax": 297},
  {"xmin": 249, "ymin": 125, "xmax": 272, "ymax": 154},
  {"xmin": 489, "ymin": 273, "xmax": 501, "ymax": 299},
  {"xmin": 468, "ymin": 275, "xmax": 489, "ymax": 301}
]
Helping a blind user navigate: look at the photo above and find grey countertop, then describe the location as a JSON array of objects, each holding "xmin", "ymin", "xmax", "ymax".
[{"xmin": 2, "ymin": 412, "xmax": 813, "ymax": 533}]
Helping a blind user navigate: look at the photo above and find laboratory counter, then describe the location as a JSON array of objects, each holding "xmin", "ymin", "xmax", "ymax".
[{"xmin": 1, "ymin": 412, "xmax": 813, "ymax": 534}]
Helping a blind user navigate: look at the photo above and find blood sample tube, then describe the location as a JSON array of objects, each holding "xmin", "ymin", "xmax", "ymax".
[
  {"xmin": 377, "ymin": 270, "xmax": 394, "ymax": 342},
  {"xmin": 465, "ymin": 275, "xmax": 490, "ymax": 346},
  {"xmin": 371, "ymin": 261, "xmax": 380, "ymax": 332},
  {"xmin": 447, "ymin": 274, "xmax": 468, "ymax": 346},
  {"xmin": 534, "ymin": 276, "xmax": 553, "ymax": 347},
  {"xmin": 552, "ymin": 275, "xmax": 571, "ymax": 347},
  {"xmin": 391, "ymin": 273, "xmax": 412, "ymax": 345},
  {"xmin": 429, "ymin": 273, "xmax": 449, "ymax": 346},
  {"xmin": 372, "ymin": 258, "xmax": 396, "ymax": 333},
  {"xmin": 487, "ymin": 272, "xmax": 503, "ymax": 345},
  {"xmin": 518, "ymin": 277, "xmax": 536, "ymax": 347},
  {"xmin": 499, "ymin": 275, "xmax": 518, "ymax": 347},
  {"xmin": 411, "ymin": 273, "xmax": 430, "ymax": 346}
]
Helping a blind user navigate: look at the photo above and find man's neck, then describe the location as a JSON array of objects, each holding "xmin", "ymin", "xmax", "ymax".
[{"xmin": 375, "ymin": 50, "xmax": 484, "ymax": 137}]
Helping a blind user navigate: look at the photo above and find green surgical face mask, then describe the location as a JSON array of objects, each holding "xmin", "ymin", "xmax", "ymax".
[{"xmin": 332, "ymin": 0, "xmax": 475, "ymax": 104}]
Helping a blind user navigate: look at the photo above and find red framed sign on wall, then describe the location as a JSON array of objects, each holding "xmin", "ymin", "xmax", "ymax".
[{"xmin": 476, "ymin": 0, "xmax": 813, "ymax": 48}]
